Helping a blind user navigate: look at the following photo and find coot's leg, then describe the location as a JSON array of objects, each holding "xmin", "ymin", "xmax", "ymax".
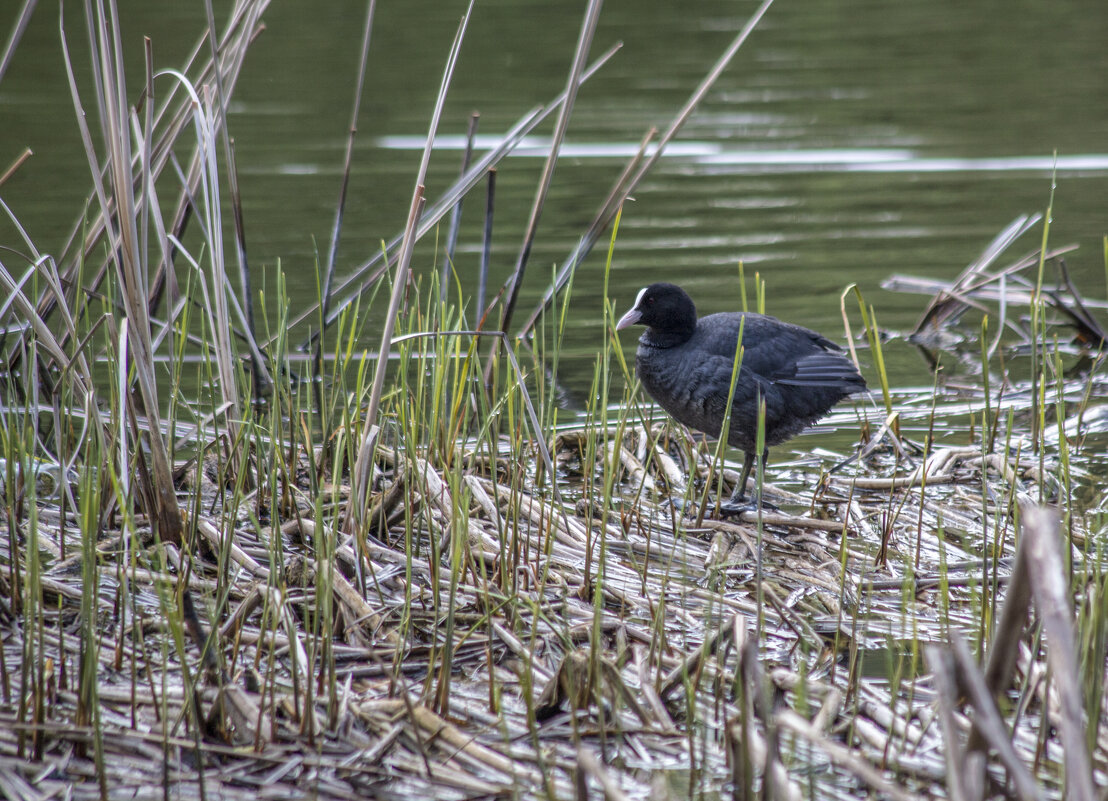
[
  {"xmin": 718, "ymin": 451, "xmax": 756, "ymax": 515},
  {"xmin": 729, "ymin": 450, "xmax": 756, "ymax": 504},
  {"xmin": 719, "ymin": 448, "xmax": 776, "ymax": 516},
  {"xmin": 669, "ymin": 452, "xmax": 756, "ymax": 519}
]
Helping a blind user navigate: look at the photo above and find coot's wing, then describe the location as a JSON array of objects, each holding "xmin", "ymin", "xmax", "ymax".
[
  {"xmin": 674, "ymin": 337, "xmax": 781, "ymax": 452},
  {"xmin": 674, "ymin": 350, "xmax": 766, "ymax": 435},
  {"xmin": 738, "ymin": 316, "xmax": 864, "ymax": 391},
  {"xmin": 773, "ymin": 351, "xmax": 866, "ymax": 392},
  {"xmin": 696, "ymin": 312, "xmax": 865, "ymax": 392},
  {"xmin": 692, "ymin": 313, "xmax": 784, "ymax": 363},
  {"xmin": 682, "ymin": 312, "xmax": 864, "ymax": 414}
]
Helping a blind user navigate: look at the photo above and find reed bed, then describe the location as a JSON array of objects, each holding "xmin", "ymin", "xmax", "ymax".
[
  {"xmin": 2, "ymin": 1, "xmax": 1107, "ymax": 799},
  {"xmin": 1, "ymin": 337, "xmax": 1106, "ymax": 800}
]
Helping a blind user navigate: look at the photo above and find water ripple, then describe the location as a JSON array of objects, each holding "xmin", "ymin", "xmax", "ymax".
[{"xmin": 377, "ymin": 136, "xmax": 1108, "ymax": 174}]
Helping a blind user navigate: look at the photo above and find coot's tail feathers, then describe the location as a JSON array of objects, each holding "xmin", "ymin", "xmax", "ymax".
[{"xmin": 774, "ymin": 353, "xmax": 867, "ymax": 392}]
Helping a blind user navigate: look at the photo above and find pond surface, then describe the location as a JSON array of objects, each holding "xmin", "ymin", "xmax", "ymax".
[{"xmin": 3, "ymin": 0, "xmax": 1107, "ymax": 398}]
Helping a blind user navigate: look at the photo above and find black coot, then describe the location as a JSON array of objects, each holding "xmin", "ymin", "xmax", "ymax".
[{"xmin": 616, "ymin": 282, "xmax": 866, "ymax": 511}]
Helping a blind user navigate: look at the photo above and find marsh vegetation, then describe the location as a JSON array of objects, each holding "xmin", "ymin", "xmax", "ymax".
[{"xmin": 1, "ymin": 1, "xmax": 1106, "ymax": 799}]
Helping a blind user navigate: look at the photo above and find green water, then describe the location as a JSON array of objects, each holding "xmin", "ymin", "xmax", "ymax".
[{"xmin": 3, "ymin": 0, "xmax": 1107, "ymax": 398}]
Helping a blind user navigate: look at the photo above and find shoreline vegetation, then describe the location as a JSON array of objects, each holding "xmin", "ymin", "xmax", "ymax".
[{"xmin": 2, "ymin": 1, "xmax": 1106, "ymax": 799}]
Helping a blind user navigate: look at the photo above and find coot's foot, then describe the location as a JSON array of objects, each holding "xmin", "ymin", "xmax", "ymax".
[
  {"xmin": 661, "ymin": 494, "xmax": 779, "ymax": 519},
  {"xmin": 720, "ymin": 470, "xmax": 779, "ymax": 515},
  {"xmin": 717, "ymin": 494, "xmax": 778, "ymax": 517}
]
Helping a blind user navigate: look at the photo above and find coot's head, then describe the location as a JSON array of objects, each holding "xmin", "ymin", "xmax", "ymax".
[{"xmin": 615, "ymin": 283, "xmax": 697, "ymax": 342}]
